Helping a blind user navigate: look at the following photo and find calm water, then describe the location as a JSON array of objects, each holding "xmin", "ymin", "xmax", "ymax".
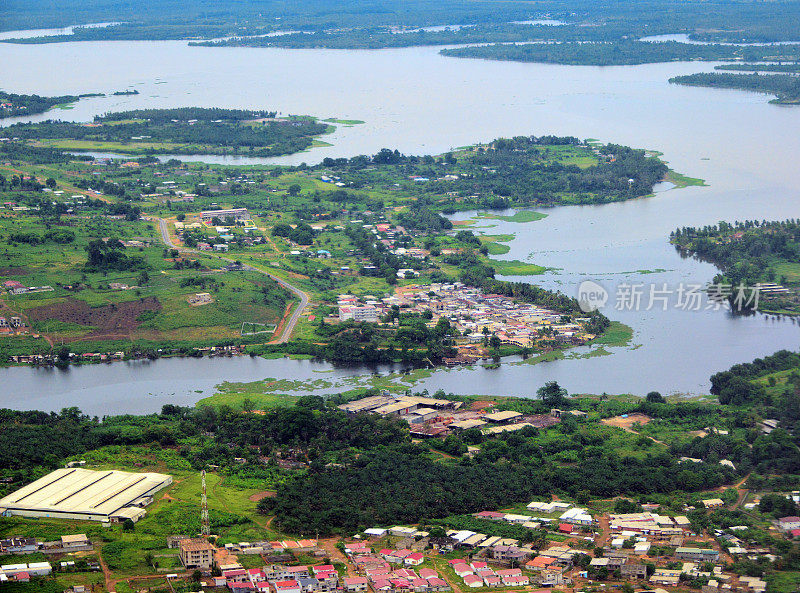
[{"xmin": 1, "ymin": 40, "xmax": 799, "ymax": 412}]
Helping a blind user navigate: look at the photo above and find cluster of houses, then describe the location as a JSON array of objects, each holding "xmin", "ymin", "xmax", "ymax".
[
  {"xmin": 223, "ymin": 563, "xmax": 339, "ymax": 593},
  {"xmin": 391, "ymin": 283, "xmax": 594, "ymax": 348},
  {"xmin": 8, "ymin": 351, "xmax": 126, "ymax": 365},
  {"xmin": 338, "ymin": 393, "xmax": 563, "ymax": 439},
  {"xmin": 339, "ymin": 539, "xmax": 450, "ymax": 593},
  {"xmin": 448, "ymin": 559, "xmax": 529, "ymax": 589},
  {"xmin": 0, "ymin": 312, "xmax": 24, "ymax": 335},
  {"xmin": 0, "ymin": 561, "xmax": 52, "ymax": 583},
  {"xmin": 0, "ymin": 534, "xmax": 91, "ymax": 555},
  {"xmin": 2, "ymin": 280, "xmax": 53, "ymax": 296},
  {"xmin": 607, "ymin": 511, "xmax": 691, "ymax": 538},
  {"xmin": 472, "ymin": 502, "xmax": 594, "ymax": 535},
  {"xmin": 775, "ymin": 515, "xmax": 800, "ymax": 538}
]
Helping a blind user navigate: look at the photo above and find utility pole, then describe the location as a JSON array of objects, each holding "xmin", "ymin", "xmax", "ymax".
[{"xmin": 201, "ymin": 469, "xmax": 210, "ymax": 537}]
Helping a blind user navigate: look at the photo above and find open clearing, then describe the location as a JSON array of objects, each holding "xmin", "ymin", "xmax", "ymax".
[{"xmin": 601, "ymin": 413, "xmax": 652, "ymax": 429}]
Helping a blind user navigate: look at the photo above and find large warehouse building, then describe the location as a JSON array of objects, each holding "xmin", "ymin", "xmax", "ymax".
[{"xmin": 0, "ymin": 468, "xmax": 172, "ymax": 523}]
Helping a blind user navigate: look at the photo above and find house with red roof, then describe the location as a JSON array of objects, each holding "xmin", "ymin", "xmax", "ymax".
[
  {"xmin": 229, "ymin": 583, "xmax": 255, "ymax": 592},
  {"xmin": 390, "ymin": 578, "xmax": 411, "ymax": 591},
  {"xmin": 474, "ymin": 511, "xmax": 506, "ymax": 520},
  {"xmin": 525, "ymin": 556, "xmax": 555, "ymax": 571},
  {"xmin": 558, "ymin": 523, "xmax": 573, "ymax": 534},
  {"xmin": 483, "ymin": 575, "xmax": 501, "ymax": 587},
  {"xmin": 501, "ymin": 574, "xmax": 529, "ymax": 586},
  {"xmin": 372, "ymin": 579, "xmax": 392, "ymax": 591},
  {"xmin": 223, "ymin": 569, "xmax": 249, "ymax": 583},
  {"xmin": 428, "ymin": 577, "xmax": 449, "ymax": 591},
  {"xmin": 411, "ymin": 577, "xmax": 429, "ymax": 592},
  {"xmin": 275, "ymin": 580, "xmax": 302, "ymax": 593},
  {"xmin": 404, "ymin": 553, "xmax": 424, "ymax": 566},
  {"xmin": 463, "ymin": 575, "xmax": 483, "ymax": 588},
  {"xmin": 343, "ymin": 577, "xmax": 368, "ymax": 592},
  {"xmin": 453, "ymin": 564, "xmax": 473, "ymax": 577},
  {"xmin": 418, "ymin": 569, "xmax": 438, "ymax": 579}
]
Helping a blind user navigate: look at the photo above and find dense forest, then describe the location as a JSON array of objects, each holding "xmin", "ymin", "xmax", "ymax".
[
  {"xmin": 4, "ymin": 108, "xmax": 329, "ymax": 157},
  {"xmin": 710, "ymin": 349, "xmax": 800, "ymax": 408},
  {"xmin": 716, "ymin": 63, "xmax": 800, "ymax": 74},
  {"xmin": 3, "ymin": 379, "xmax": 800, "ymax": 536},
  {"xmin": 441, "ymin": 41, "xmax": 800, "ymax": 67},
  {"xmin": 6, "ymin": 0, "xmax": 800, "ymax": 45},
  {"xmin": 669, "ymin": 72, "xmax": 800, "ymax": 104},
  {"xmin": 316, "ymin": 138, "xmax": 669, "ymax": 209}
]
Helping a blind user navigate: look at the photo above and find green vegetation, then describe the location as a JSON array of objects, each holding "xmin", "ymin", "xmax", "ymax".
[
  {"xmin": 6, "ymin": 108, "xmax": 331, "ymax": 158},
  {"xmin": 485, "ymin": 210, "xmax": 547, "ymax": 223},
  {"xmin": 490, "ymin": 259, "xmax": 548, "ymax": 276},
  {"xmin": 664, "ymin": 169, "xmax": 706, "ymax": 188},
  {"xmin": 0, "ymin": 208, "xmax": 290, "ymax": 359},
  {"xmin": 0, "ymin": 90, "xmax": 86, "ymax": 119},
  {"xmin": 671, "ymin": 220, "xmax": 800, "ymax": 313},
  {"xmin": 589, "ymin": 321, "xmax": 634, "ymax": 347},
  {"xmin": 670, "ymin": 72, "xmax": 800, "ymax": 104},
  {"xmin": 323, "ymin": 118, "xmax": 365, "ymax": 125},
  {"xmin": 441, "ymin": 40, "xmax": 800, "ymax": 67},
  {"xmin": 0, "ymin": 126, "xmax": 700, "ymax": 364},
  {"xmin": 716, "ymin": 63, "xmax": 800, "ymax": 74}
]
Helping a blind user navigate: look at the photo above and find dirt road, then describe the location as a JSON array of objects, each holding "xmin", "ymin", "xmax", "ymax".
[{"xmin": 153, "ymin": 217, "xmax": 310, "ymax": 343}]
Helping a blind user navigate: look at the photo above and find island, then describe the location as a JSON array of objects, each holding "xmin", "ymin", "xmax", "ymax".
[
  {"xmin": 669, "ymin": 72, "xmax": 800, "ymax": 105},
  {"xmin": 439, "ymin": 41, "xmax": 800, "ymax": 67},
  {"xmin": 3, "ymin": 107, "xmax": 332, "ymax": 157}
]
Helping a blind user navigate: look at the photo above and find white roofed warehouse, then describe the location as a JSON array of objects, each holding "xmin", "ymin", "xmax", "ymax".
[{"xmin": 0, "ymin": 468, "xmax": 172, "ymax": 522}]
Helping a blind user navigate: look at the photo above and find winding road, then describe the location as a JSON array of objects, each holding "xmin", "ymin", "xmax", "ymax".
[{"xmin": 152, "ymin": 217, "xmax": 310, "ymax": 344}]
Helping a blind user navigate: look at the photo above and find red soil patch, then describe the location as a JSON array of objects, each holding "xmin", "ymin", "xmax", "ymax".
[
  {"xmin": 26, "ymin": 296, "xmax": 161, "ymax": 337},
  {"xmin": 470, "ymin": 400, "xmax": 497, "ymax": 411},
  {"xmin": 601, "ymin": 413, "xmax": 652, "ymax": 429},
  {"xmin": 249, "ymin": 490, "xmax": 276, "ymax": 502}
]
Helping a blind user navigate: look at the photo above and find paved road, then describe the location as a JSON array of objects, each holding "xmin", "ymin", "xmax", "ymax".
[{"xmin": 153, "ymin": 217, "xmax": 309, "ymax": 344}]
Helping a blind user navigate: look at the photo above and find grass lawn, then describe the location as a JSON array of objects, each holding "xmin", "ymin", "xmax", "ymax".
[
  {"xmin": 589, "ymin": 321, "xmax": 634, "ymax": 347},
  {"xmin": 490, "ymin": 259, "xmax": 547, "ymax": 276},
  {"xmin": 477, "ymin": 210, "xmax": 547, "ymax": 224}
]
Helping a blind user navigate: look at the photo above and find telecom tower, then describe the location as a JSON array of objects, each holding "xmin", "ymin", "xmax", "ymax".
[{"xmin": 200, "ymin": 469, "xmax": 210, "ymax": 537}]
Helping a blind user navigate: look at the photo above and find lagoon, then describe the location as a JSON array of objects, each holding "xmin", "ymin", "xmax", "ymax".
[{"xmin": 1, "ymin": 40, "xmax": 799, "ymax": 411}]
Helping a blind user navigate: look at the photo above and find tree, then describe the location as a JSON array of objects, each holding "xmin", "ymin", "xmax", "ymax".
[
  {"xmin": 288, "ymin": 184, "xmax": 302, "ymax": 196},
  {"xmin": 122, "ymin": 518, "xmax": 135, "ymax": 531},
  {"xmin": 646, "ymin": 391, "xmax": 665, "ymax": 403},
  {"xmin": 177, "ymin": 213, "xmax": 186, "ymax": 221},
  {"xmin": 537, "ymin": 381, "xmax": 568, "ymax": 408},
  {"xmin": 45, "ymin": 177, "xmax": 56, "ymax": 189}
]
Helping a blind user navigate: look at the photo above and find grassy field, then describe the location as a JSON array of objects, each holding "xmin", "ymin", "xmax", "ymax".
[
  {"xmin": 588, "ymin": 321, "xmax": 634, "ymax": 347},
  {"xmin": 664, "ymin": 169, "xmax": 707, "ymax": 188},
  {"xmin": 478, "ymin": 210, "xmax": 548, "ymax": 223},
  {"xmin": 0, "ymin": 213, "xmax": 291, "ymax": 351},
  {"xmin": 490, "ymin": 259, "xmax": 548, "ymax": 275}
]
